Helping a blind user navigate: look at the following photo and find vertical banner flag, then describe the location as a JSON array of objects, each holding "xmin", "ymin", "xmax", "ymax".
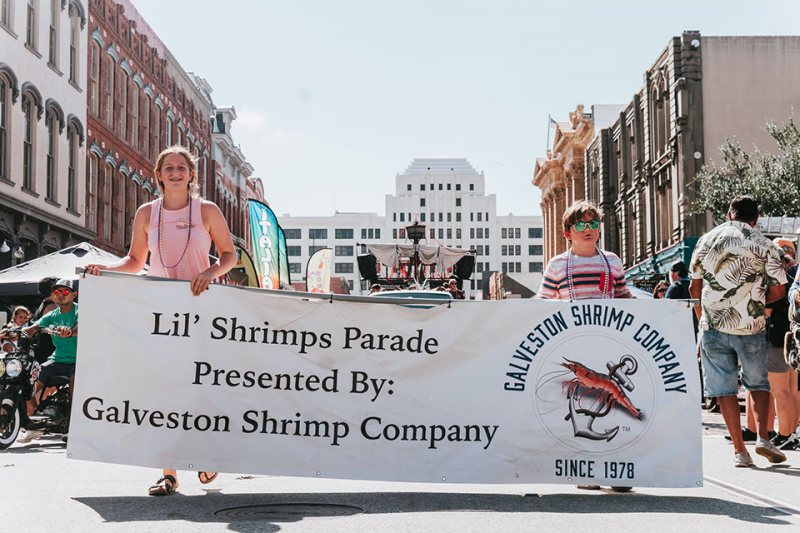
[
  {"xmin": 233, "ymin": 245, "xmax": 259, "ymax": 288},
  {"xmin": 278, "ymin": 225, "xmax": 291, "ymax": 288},
  {"xmin": 248, "ymin": 200, "xmax": 281, "ymax": 290},
  {"xmin": 306, "ymin": 247, "xmax": 333, "ymax": 293}
]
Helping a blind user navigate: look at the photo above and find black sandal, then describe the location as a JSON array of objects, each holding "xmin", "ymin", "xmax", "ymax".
[
  {"xmin": 148, "ymin": 475, "xmax": 178, "ymax": 496},
  {"xmin": 198, "ymin": 471, "xmax": 218, "ymax": 484}
]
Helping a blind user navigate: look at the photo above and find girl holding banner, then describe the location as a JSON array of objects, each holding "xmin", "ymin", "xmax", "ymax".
[{"xmin": 85, "ymin": 145, "xmax": 236, "ymax": 495}]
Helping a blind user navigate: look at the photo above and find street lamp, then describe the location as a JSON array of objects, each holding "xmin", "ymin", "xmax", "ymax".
[{"xmin": 405, "ymin": 221, "xmax": 427, "ymax": 284}]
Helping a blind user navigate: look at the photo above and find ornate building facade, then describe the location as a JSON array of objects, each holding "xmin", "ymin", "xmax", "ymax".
[
  {"xmin": 0, "ymin": 0, "xmax": 89, "ymax": 269},
  {"xmin": 85, "ymin": 0, "xmax": 213, "ymax": 255},
  {"xmin": 532, "ymin": 105, "xmax": 598, "ymax": 264},
  {"xmin": 585, "ymin": 32, "xmax": 800, "ymax": 285}
]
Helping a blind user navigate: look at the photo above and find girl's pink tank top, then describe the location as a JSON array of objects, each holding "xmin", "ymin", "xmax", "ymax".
[{"xmin": 147, "ymin": 197, "xmax": 212, "ymax": 280}]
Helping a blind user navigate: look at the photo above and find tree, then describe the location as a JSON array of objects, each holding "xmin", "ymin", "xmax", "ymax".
[{"xmin": 692, "ymin": 119, "xmax": 800, "ymax": 223}]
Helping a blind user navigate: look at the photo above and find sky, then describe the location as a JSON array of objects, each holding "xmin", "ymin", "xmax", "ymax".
[{"xmin": 131, "ymin": 0, "xmax": 800, "ymax": 218}]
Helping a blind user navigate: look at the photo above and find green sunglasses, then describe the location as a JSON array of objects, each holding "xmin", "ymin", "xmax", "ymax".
[{"xmin": 572, "ymin": 220, "xmax": 600, "ymax": 232}]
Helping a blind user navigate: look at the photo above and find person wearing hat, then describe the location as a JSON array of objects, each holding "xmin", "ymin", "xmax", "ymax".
[{"xmin": 1, "ymin": 278, "xmax": 79, "ymax": 443}]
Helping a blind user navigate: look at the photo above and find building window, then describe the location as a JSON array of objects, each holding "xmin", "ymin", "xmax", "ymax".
[
  {"xmin": 456, "ymin": 198, "xmax": 461, "ymax": 207},
  {"xmin": 438, "ymin": 212, "xmax": 443, "ymax": 222},
  {"xmin": 485, "ymin": 228, "xmax": 489, "ymax": 238},
  {"xmin": 421, "ymin": 184, "xmax": 425, "ymax": 191},
  {"xmin": 470, "ymin": 183, "xmax": 474, "ymax": 191},
  {"xmin": 46, "ymin": 109, "xmax": 58, "ymax": 201},
  {"xmin": 309, "ymin": 245, "xmax": 325, "ymax": 255},
  {"xmin": 420, "ymin": 198, "xmax": 426, "ymax": 207},
  {"xmin": 104, "ymin": 56, "xmax": 114, "ymax": 127},
  {"xmin": 165, "ymin": 116, "xmax": 172, "ymax": 146},
  {"xmin": 406, "ymin": 184, "xmax": 411, "ymax": 191},
  {"xmin": 335, "ymin": 246, "xmax": 354, "ymax": 256},
  {"xmin": 48, "ymin": 0, "xmax": 58, "ymax": 68},
  {"xmin": 103, "ymin": 163, "xmax": 113, "ymax": 240},
  {"xmin": 529, "ymin": 245, "xmax": 543, "ymax": 255},
  {"xmin": 393, "ymin": 228, "xmax": 397, "ymax": 239},
  {"xmin": 477, "ymin": 212, "xmax": 482, "ymax": 222},
  {"xmin": 456, "ymin": 212, "xmax": 461, "ymax": 222},
  {"xmin": 502, "ymin": 228, "xmax": 507, "ymax": 239},
  {"xmin": 400, "ymin": 212, "xmax": 405, "ymax": 222},
  {"xmin": 69, "ymin": 11, "xmax": 79, "ymax": 84},
  {"xmin": 130, "ymin": 84, "xmax": 139, "ymax": 147},
  {"xmin": 515, "ymin": 262, "xmax": 521, "ymax": 273},
  {"xmin": 502, "ymin": 262, "xmax": 507, "ymax": 273},
  {"xmin": 447, "ymin": 228, "xmax": 452, "ymax": 239},
  {"xmin": 335, "ymin": 228, "xmax": 354, "ymax": 239},
  {"xmin": 289, "ymin": 262, "xmax": 301, "ymax": 273},
  {"xmin": 485, "ymin": 245, "xmax": 490, "ymax": 255},
  {"xmin": 529, "ymin": 262, "xmax": 543, "ymax": 273},
  {"xmin": 89, "ymin": 43, "xmax": 99, "ymax": 115},
  {"xmin": 421, "ymin": 213, "xmax": 426, "ymax": 222},
  {"xmin": 309, "ymin": 228, "xmax": 327, "ymax": 239},
  {"xmin": 375, "ymin": 229, "xmax": 380, "ymax": 239},
  {"xmin": 470, "ymin": 228, "xmax": 475, "ymax": 239},
  {"xmin": 0, "ymin": 77, "xmax": 7, "ymax": 180},
  {"xmin": 502, "ymin": 245, "xmax": 507, "ymax": 256},
  {"xmin": 1, "ymin": 0, "xmax": 10, "ymax": 30},
  {"xmin": 477, "ymin": 228, "xmax": 484, "ymax": 239},
  {"xmin": 529, "ymin": 227, "xmax": 543, "ymax": 239},
  {"xmin": 368, "ymin": 228, "xmax": 374, "ymax": 239},
  {"xmin": 447, "ymin": 212, "xmax": 451, "ymax": 222},
  {"xmin": 335, "ymin": 262, "xmax": 354, "ymax": 274},
  {"xmin": 87, "ymin": 155, "xmax": 97, "ymax": 231},
  {"xmin": 515, "ymin": 228, "xmax": 521, "ymax": 239},
  {"xmin": 286, "ymin": 246, "xmax": 301, "ymax": 256},
  {"xmin": 283, "ymin": 228, "xmax": 301, "ymax": 239},
  {"xmin": 26, "ymin": 0, "xmax": 37, "ymax": 49},
  {"xmin": 22, "ymin": 95, "xmax": 35, "ymax": 191},
  {"xmin": 438, "ymin": 228, "xmax": 443, "ymax": 239},
  {"xmin": 456, "ymin": 228, "xmax": 461, "ymax": 239},
  {"xmin": 456, "ymin": 184, "xmax": 461, "ymax": 191},
  {"xmin": 119, "ymin": 72, "xmax": 128, "ymax": 139}
]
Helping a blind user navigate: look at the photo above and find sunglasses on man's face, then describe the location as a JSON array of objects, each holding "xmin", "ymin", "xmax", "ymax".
[
  {"xmin": 52, "ymin": 288, "xmax": 72, "ymax": 297},
  {"xmin": 572, "ymin": 220, "xmax": 600, "ymax": 232}
]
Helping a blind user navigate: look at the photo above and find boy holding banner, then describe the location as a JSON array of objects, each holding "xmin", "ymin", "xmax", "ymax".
[{"xmin": 537, "ymin": 200, "xmax": 633, "ymax": 491}]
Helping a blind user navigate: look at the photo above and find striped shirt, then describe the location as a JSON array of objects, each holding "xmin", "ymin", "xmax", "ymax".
[{"xmin": 537, "ymin": 249, "xmax": 632, "ymax": 300}]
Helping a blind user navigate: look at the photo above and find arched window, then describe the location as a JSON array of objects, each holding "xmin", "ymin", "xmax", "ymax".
[
  {"xmin": 125, "ymin": 178, "xmax": 136, "ymax": 245},
  {"xmin": 68, "ymin": 1, "xmax": 82, "ymax": 85},
  {"xmin": 152, "ymin": 102, "xmax": 160, "ymax": 155},
  {"xmin": 165, "ymin": 116, "xmax": 172, "ymax": 146},
  {"xmin": 25, "ymin": 0, "xmax": 37, "ymax": 50},
  {"xmin": 119, "ymin": 70, "xmax": 128, "ymax": 139},
  {"xmin": 89, "ymin": 42, "xmax": 99, "ymax": 115},
  {"xmin": 104, "ymin": 56, "xmax": 114, "ymax": 127},
  {"xmin": 87, "ymin": 154, "xmax": 98, "ymax": 231},
  {"xmin": 67, "ymin": 124, "xmax": 78, "ymax": 211},
  {"xmin": 46, "ymin": 107, "xmax": 58, "ymax": 201},
  {"xmin": 48, "ymin": 0, "xmax": 59, "ymax": 69},
  {"xmin": 0, "ymin": 75, "xmax": 8, "ymax": 181},
  {"xmin": 131, "ymin": 83, "xmax": 139, "ymax": 147},
  {"xmin": 103, "ymin": 163, "xmax": 113, "ymax": 240},
  {"xmin": 22, "ymin": 94, "xmax": 36, "ymax": 191},
  {"xmin": 113, "ymin": 168, "xmax": 124, "ymax": 246}
]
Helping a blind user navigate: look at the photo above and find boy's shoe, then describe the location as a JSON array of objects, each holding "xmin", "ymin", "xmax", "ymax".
[
  {"xmin": 778, "ymin": 434, "xmax": 799, "ymax": 451},
  {"xmin": 725, "ymin": 428, "xmax": 757, "ymax": 443},
  {"xmin": 17, "ymin": 430, "xmax": 43, "ymax": 443},
  {"xmin": 734, "ymin": 451, "xmax": 753, "ymax": 467},
  {"xmin": 771, "ymin": 433, "xmax": 791, "ymax": 447},
  {"xmin": 755, "ymin": 438, "xmax": 787, "ymax": 463}
]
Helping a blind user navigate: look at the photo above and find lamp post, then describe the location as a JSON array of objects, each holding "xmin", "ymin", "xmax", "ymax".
[{"xmin": 405, "ymin": 221, "xmax": 426, "ymax": 284}]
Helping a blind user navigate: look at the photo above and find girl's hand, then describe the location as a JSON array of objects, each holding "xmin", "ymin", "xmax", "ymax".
[
  {"xmin": 190, "ymin": 269, "xmax": 215, "ymax": 296},
  {"xmin": 84, "ymin": 264, "xmax": 108, "ymax": 276}
]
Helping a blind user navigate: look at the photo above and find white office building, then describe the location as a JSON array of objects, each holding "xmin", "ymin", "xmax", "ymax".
[{"xmin": 280, "ymin": 158, "xmax": 544, "ymax": 296}]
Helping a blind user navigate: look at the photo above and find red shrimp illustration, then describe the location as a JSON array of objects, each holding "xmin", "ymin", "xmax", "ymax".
[{"xmin": 561, "ymin": 358, "xmax": 643, "ymax": 420}]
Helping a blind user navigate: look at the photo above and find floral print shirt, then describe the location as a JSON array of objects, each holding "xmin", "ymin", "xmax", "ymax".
[{"xmin": 690, "ymin": 220, "xmax": 786, "ymax": 335}]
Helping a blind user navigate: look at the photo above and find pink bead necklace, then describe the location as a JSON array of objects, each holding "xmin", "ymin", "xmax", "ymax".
[
  {"xmin": 157, "ymin": 197, "xmax": 192, "ymax": 276},
  {"xmin": 565, "ymin": 245, "xmax": 613, "ymax": 301}
]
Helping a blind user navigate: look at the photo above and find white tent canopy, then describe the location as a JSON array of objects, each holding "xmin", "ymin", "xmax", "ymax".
[
  {"xmin": 366, "ymin": 243, "xmax": 471, "ymax": 272},
  {"xmin": 0, "ymin": 242, "xmax": 123, "ymax": 297}
]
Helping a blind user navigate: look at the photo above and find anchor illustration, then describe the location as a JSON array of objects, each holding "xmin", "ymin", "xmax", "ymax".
[{"xmin": 562, "ymin": 355, "xmax": 642, "ymax": 442}]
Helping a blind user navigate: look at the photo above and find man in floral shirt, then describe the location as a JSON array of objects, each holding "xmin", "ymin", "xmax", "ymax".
[{"xmin": 690, "ymin": 195, "xmax": 787, "ymax": 467}]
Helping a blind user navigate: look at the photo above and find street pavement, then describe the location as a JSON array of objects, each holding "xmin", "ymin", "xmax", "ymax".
[{"xmin": 1, "ymin": 410, "xmax": 800, "ymax": 532}]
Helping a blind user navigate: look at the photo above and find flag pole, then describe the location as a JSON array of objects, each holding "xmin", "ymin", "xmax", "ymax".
[{"xmin": 546, "ymin": 114, "xmax": 552, "ymax": 154}]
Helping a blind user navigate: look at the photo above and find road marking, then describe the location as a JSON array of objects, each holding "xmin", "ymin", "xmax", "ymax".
[{"xmin": 704, "ymin": 475, "xmax": 800, "ymax": 516}]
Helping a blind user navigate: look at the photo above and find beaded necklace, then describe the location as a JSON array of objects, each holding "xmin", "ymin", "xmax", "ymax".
[
  {"xmin": 565, "ymin": 245, "xmax": 613, "ymax": 302},
  {"xmin": 157, "ymin": 197, "xmax": 192, "ymax": 276}
]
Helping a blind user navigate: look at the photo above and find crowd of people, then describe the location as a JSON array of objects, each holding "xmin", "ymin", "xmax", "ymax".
[{"xmin": 3, "ymin": 163, "xmax": 799, "ymax": 490}]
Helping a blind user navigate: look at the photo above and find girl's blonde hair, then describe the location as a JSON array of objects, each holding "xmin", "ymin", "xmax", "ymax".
[{"xmin": 154, "ymin": 145, "xmax": 199, "ymax": 197}]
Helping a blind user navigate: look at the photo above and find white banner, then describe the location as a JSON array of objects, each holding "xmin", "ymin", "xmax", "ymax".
[{"xmin": 68, "ymin": 274, "xmax": 702, "ymax": 487}]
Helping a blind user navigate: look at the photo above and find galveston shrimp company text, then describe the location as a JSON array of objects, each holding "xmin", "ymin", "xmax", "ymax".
[{"xmin": 503, "ymin": 303, "xmax": 689, "ymax": 394}]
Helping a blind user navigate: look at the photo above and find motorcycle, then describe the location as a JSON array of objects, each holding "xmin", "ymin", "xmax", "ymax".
[{"xmin": 0, "ymin": 328, "xmax": 71, "ymax": 449}]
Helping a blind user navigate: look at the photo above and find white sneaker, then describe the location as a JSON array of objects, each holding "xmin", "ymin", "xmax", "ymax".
[
  {"xmin": 755, "ymin": 438, "xmax": 787, "ymax": 464},
  {"xmin": 17, "ymin": 430, "xmax": 44, "ymax": 443},
  {"xmin": 734, "ymin": 451, "xmax": 753, "ymax": 467}
]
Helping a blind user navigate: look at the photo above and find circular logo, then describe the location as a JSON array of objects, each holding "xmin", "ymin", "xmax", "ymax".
[{"xmin": 532, "ymin": 331, "xmax": 659, "ymax": 454}]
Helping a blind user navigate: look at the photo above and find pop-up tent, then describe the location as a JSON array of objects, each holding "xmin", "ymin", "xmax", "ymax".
[{"xmin": 0, "ymin": 242, "xmax": 123, "ymax": 298}]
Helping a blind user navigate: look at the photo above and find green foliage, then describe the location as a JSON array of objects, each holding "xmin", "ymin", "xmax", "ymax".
[{"xmin": 693, "ymin": 119, "xmax": 800, "ymax": 223}]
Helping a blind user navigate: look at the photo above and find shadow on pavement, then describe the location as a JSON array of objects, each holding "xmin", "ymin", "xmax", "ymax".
[{"xmin": 74, "ymin": 491, "xmax": 794, "ymax": 528}]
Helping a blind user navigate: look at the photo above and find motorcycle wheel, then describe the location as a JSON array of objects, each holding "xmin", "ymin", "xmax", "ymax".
[{"xmin": 0, "ymin": 407, "xmax": 21, "ymax": 449}]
